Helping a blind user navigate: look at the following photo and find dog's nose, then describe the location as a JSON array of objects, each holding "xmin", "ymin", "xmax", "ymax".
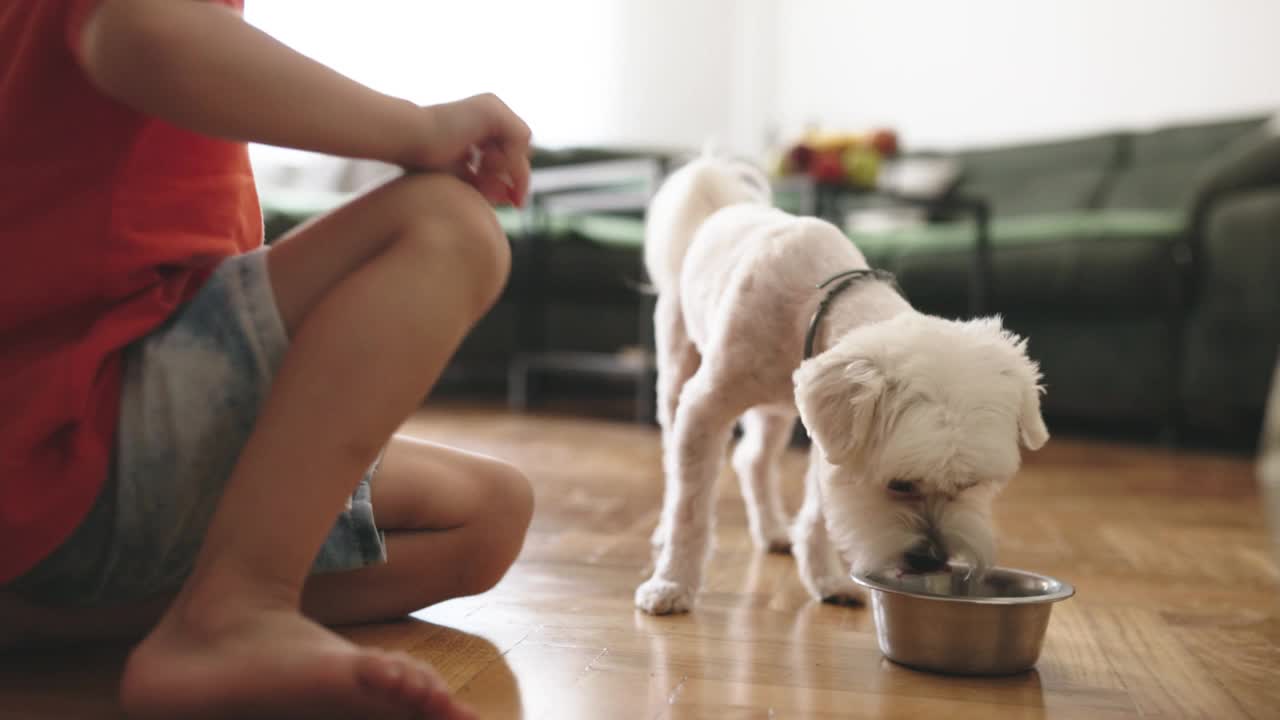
[{"xmin": 902, "ymin": 540, "xmax": 948, "ymax": 573}]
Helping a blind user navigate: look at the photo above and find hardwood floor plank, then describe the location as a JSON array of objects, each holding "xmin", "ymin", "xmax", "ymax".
[
  {"xmin": 1088, "ymin": 607, "xmax": 1251, "ymax": 718},
  {"xmin": 667, "ymin": 675, "xmax": 1141, "ymax": 720},
  {"xmin": 454, "ymin": 641, "xmax": 609, "ymax": 720},
  {"xmin": 1175, "ymin": 627, "xmax": 1280, "ymax": 720}
]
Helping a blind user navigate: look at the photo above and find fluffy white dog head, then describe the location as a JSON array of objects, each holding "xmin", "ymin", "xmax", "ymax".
[{"xmin": 794, "ymin": 314, "xmax": 1048, "ymax": 575}]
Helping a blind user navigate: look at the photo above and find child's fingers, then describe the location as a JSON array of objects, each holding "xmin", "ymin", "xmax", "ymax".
[
  {"xmin": 479, "ymin": 143, "xmax": 526, "ymax": 206},
  {"xmin": 478, "ymin": 93, "xmax": 532, "ymax": 156},
  {"xmin": 477, "ymin": 96, "xmax": 532, "ymax": 205},
  {"xmin": 507, "ymin": 151, "xmax": 531, "ymax": 208},
  {"xmin": 479, "ymin": 141, "xmax": 529, "ymax": 207},
  {"xmin": 478, "ymin": 143, "xmax": 512, "ymax": 187},
  {"xmin": 473, "ymin": 174, "xmax": 513, "ymax": 205},
  {"xmin": 448, "ymin": 144, "xmax": 514, "ymax": 205},
  {"xmin": 465, "ymin": 165, "xmax": 515, "ymax": 205}
]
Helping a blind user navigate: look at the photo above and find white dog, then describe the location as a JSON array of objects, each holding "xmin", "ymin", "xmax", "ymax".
[{"xmin": 635, "ymin": 155, "xmax": 1049, "ymax": 615}]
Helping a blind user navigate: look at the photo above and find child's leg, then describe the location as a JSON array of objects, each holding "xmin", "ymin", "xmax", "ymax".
[
  {"xmin": 0, "ymin": 433, "xmax": 532, "ymax": 648},
  {"xmin": 120, "ymin": 173, "xmax": 516, "ymax": 720},
  {"xmin": 304, "ymin": 434, "xmax": 533, "ymax": 624}
]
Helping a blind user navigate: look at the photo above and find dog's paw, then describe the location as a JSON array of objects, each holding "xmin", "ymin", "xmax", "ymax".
[
  {"xmin": 812, "ymin": 576, "xmax": 865, "ymax": 607},
  {"xmin": 749, "ymin": 527, "xmax": 793, "ymax": 555},
  {"xmin": 750, "ymin": 517, "xmax": 793, "ymax": 555},
  {"xmin": 762, "ymin": 536, "xmax": 793, "ymax": 555},
  {"xmin": 635, "ymin": 578, "xmax": 695, "ymax": 615}
]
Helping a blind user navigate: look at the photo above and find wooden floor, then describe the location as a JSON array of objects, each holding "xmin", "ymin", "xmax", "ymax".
[{"xmin": 3, "ymin": 403, "xmax": 1278, "ymax": 719}]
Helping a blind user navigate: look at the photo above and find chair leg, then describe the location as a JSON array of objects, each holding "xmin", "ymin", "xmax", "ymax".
[
  {"xmin": 635, "ymin": 286, "xmax": 658, "ymax": 425},
  {"xmin": 637, "ymin": 365, "xmax": 656, "ymax": 425},
  {"xmin": 507, "ymin": 355, "xmax": 530, "ymax": 412},
  {"xmin": 1159, "ymin": 417, "xmax": 1181, "ymax": 448}
]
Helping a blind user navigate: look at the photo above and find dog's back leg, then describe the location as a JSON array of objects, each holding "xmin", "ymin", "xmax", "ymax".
[
  {"xmin": 654, "ymin": 291, "xmax": 700, "ymax": 438},
  {"xmin": 651, "ymin": 291, "xmax": 701, "ymax": 553},
  {"xmin": 637, "ymin": 369, "xmax": 748, "ymax": 614},
  {"xmin": 731, "ymin": 407, "xmax": 796, "ymax": 553}
]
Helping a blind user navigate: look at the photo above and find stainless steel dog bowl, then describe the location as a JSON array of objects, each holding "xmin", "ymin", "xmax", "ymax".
[{"xmin": 851, "ymin": 566, "xmax": 1075, "ymax": 675}]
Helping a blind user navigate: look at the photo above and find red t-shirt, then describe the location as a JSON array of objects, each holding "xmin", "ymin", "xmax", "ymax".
[{"xmin": 0, "ymin": 0, "xmax": 261, "ymax": 583}]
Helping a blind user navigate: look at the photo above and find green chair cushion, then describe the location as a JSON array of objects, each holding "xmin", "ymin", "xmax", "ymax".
[
  {"xmin": 263, "ymin": 189, "xmax": 644, "ymax": 247},
  {"xmin": 495, "ymin": 206, "xmax": 646, "ymax": 296},
  {"xmin": 559, "ymin": 214, "xmax": 646, "ymax": 248},
  {"xmin": 851, "ymin": 210, "xmax": 1185, "ymax": 311},
  {"xmin": 262, "ymin": 187, "xmax": 646, "ymax": 300}
]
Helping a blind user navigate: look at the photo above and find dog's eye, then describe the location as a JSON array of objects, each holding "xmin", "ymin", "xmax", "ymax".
[{"xmin": 887, "ymin": 479, "xmax": 920, "ymax": 498}]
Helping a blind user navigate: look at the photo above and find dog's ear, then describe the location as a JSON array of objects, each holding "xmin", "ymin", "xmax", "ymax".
[
  {"xmin": 793, "ymin": 350, "xmax": 887, "ymax": 466},
  {"xmin": 976, "ymin": 315, "xmax": 1049, "ymax": 451},
  {"xmin": 1018, "ymin": 371, "xmax": 1050, "ymax": 450},
  {"xmin": 1003, "ymin": 326, "xmax": 1049, "ymax": 451}
]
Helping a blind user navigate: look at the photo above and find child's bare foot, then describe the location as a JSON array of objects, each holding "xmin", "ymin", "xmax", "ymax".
[{"xmin": 121, "ymin": 603, "xmax": 475, "ymax": 720}]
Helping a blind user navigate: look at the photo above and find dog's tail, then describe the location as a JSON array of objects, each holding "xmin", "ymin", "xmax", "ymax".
[{"xmin": 643, "ymin": 149, "xmax": 772, "ymax": 294}]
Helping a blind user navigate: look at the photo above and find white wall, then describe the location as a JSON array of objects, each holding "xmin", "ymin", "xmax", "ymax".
[
  {"xmin": 774, "ymin": 0, "xmax": 1280, "ymax": 150},
  {"xmin": 545, "ymin": 0, "xmax": 779, "ymax": 154},
  {"xmin": 596, "ymin": 0, "xmax": 738, "ymax": 150},
  {"xmin": 245, "ymin": 0, "xmax": 778, "ymax": 172},
  {"xmin": 245, "ymin": 0, "xmax": 1280, "ymax": 167},
  {"xmin": 246, "ymin": 0, "xmax": 625, "ymax": 149}
]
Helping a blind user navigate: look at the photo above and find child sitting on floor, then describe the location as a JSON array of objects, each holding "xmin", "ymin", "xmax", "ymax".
[{"xmin": 0, "ymin": 1, "xmax": 535, "ymax": 718}]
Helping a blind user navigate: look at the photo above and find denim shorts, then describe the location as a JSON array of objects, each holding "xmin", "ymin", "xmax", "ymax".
[{"xmin": 7, "ymin": 249, "xmax": 387, "ymax": 606}]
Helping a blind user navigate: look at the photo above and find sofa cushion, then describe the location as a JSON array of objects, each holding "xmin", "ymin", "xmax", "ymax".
[
  {"xmin": 1104, "ymin": 116, "xmax": 1269, "ymax": 211},
  {"xmin": 851, "ymin": 210, "xmax": 1184, "ymax": 312},
  {"xmin": 952, "ymin": 134, "xmax": 1122, "ymax": 217}
]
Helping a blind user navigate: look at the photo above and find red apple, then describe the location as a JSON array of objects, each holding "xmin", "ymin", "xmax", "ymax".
[
  {"xmin": 869, "ymin": 129, "xmax": 899, "ymax": 157},
  {"xmin": 808, "ymin": 150, "xmax": 847, "ymax": 183},
  {"xmin": 784, "ymin": 143, "xmax": 815, "ymax": 174}
]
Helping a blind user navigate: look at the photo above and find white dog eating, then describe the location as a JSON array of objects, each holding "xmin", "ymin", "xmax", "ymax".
[{"xmin": 635, "ymin": 155, "xmax": 1049, "ymax": 615}]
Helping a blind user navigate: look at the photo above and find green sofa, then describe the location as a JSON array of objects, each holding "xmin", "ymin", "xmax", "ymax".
[
  {"xmin": 258, "ymin": 116, "xmax": 1280, "ymax": 446},
  {"xmin": 846, "ymin": 115, "xmax": 1279, "ymax": 442}
]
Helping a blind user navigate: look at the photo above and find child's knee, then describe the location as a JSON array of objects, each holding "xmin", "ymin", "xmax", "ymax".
[
  {"xmin": 493, "ymin": 460, "xmax": 534, "ymax": 533},
  {"xmin": 460, "ymin": 460, "xmax": 532, "ymax": 595},
  {"xmin": 479, "ymin": 459, "xmax": 533, "ymax": 546},
  {"xmin": 390, "ymin": 174, "xmax": 511, "ymax": 314}
]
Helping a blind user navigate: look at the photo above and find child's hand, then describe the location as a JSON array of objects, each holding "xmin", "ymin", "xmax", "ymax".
[{"xmin": 408, "ymin": 94, "xmax": 533, "ymax": 207}]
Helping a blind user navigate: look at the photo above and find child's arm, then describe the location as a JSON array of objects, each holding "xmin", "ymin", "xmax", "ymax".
[{"xmin": 79, "ymin": 0, "xmax": 530, "ymax": 203}]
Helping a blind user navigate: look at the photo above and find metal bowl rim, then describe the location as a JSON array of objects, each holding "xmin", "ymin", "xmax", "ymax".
[{"xmin": 850, "ymin": 565, "xmax": 1076, "ymax": 606}]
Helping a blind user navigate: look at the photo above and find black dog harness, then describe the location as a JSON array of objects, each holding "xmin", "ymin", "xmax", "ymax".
[{"xmin": 802, "ymin": 269, "xmax": 901, "ymax": 360}]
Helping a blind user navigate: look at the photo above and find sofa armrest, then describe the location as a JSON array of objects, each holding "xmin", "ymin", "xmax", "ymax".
[
  {"xmin": 1181, "ymin": 186, "xmax": 1280, "ymax": 427},
  {"xmin": 1178, "ymin": 130, "xmax": 1280, "ymax": 289},
  {"xmin": 1187, "ymin": 129, "xmax": 1280, "ymax": 197},
  {"xmin": 1201, "ymin": 187, "xmax": 1280, "ymax": 316},
  {"xmin": 1190, "ymin": 130, "xmax": 1280, "ymax": 225}
]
